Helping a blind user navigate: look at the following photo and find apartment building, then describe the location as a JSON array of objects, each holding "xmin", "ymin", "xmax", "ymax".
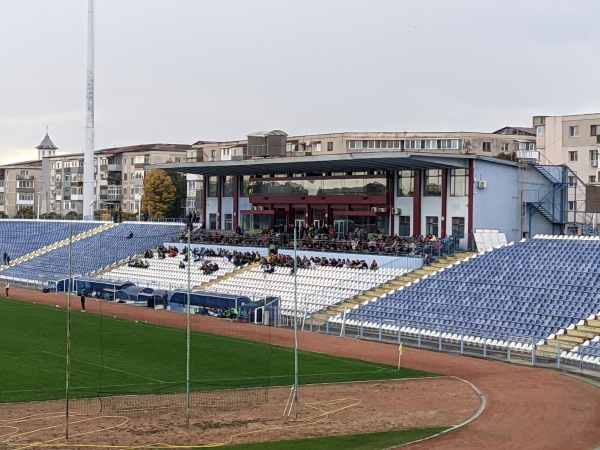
[
  {"xmin": 95, "ymin": 144, "xmax": 190, "ymax": 215},
  {"xmin": 534, "ymin": 113, "xmax": 600, "ymax": 179},
  {"xmin": 38, "ymin": 141, "xmax": 190, "ymax": 217},
  {"xmin": 0, "ymin": 133, "xmax": 58, "ymax": 217},
  {"xmin": 534, "ymin": 113, "xmax": 600, "ymax": 220},
  {"xmin": 188, "ymin": 129, "xmax": 536, "ymax": 163},
  {"xmin": 0, "ymin": 161, "xmax": 43, "ymax": 217}
]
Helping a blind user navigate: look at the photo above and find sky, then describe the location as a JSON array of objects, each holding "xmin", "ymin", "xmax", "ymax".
[{"xmin": 0, "ymin": 0, "xmax": 598, "ymax": 164}]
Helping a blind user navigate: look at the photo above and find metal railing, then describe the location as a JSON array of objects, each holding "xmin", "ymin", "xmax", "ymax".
[{"xmin": 291, "ymin": 308, "xmax": 600, "ymax": 380}]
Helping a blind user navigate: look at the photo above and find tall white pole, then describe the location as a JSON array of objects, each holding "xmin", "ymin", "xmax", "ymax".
[
  {"xmin": 293, "ymin": 227, "xmax": 298, "ymax": 418},
  {"xmin": 186, "ymin": 230, "xmax": 191, "ymax": 429},
  {"xmin": 65, "ymin": 227, "xmax": 73, "ymax": 439},
  {"xmin": 83, "ymin": 0, "xmax": 95, "ymax": 220}
]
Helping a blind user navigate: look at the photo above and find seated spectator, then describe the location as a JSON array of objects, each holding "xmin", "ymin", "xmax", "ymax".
[
  {"xmin": 127, "ymin": 231, "xmax": 134, "ymax": 239},
  {"xmin": 264, "ymin": 263, "xmax": 274, "ymax": 274},
  {"xmin": 179, "ymin": 260, "xmax": 185, "ymax": 269},
  {"xmin": 370, "ymin": 259, "xmax": 378, "ymax": 271}
]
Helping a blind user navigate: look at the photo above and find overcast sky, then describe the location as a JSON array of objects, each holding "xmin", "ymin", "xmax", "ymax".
[{"xmin": 0, "ymin": 0, "xmax": 598, "ymax": 164}]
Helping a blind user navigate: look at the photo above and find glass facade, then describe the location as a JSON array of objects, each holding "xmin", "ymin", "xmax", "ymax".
[
  {"xmin": 223, "ymin": 176, "xmax": 234, "ymax": 197},
  {"xmin": 240, "ymin": 213, "xmax": 272, "ymax": 233},
  {"xmin": 450, "ymin": 169, "xmax": 469, "ymax": 197},
  {"xmin": 425, "ymin": 169, "xmax": 442, "ymax": 196},
  {"xmin": 426, "ymin": 216, "xmax": 439, "ymax": 236},
  {"xmin": 452, "ymin": 217, "xmax": 465, "ymax": 238},
  {"xmin": 397, "ymin": 170, "xmax": 414, "ymax": 197},
  {"xmin": 398, "ymin": 216, "xmax": 411, "ymax": 236},
  {"xmin": 241, "ymin": 177, "xmax": 387, "ymax": 196},
  {"xmin": 207, "ymin": 177, "xmax": 218, "ymax": 197}
]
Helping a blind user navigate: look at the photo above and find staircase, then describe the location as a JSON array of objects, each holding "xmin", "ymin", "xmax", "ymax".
[
  {"xmin": 194, "ymin": 262, "xmax": 259, "ymax": 291},
  {"xmin": 309, "ymin": 252, "xmax": 478, "ymax": 326},
  {"xmin": 0, "ymin": 222, "xmax": 117, "ymax": 271},
  {"xmin": 536, "ymin": 315, "xmax": 600, "ymax": 358},
  {"xmin": 528, "ymin": 165, "xmax": 567, "ymax": 225}
]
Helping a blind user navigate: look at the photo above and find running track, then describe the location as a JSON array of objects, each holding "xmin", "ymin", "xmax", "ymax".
[{"xmin": 11, "ymin": 288, "xmax": 600, "ymax": 450}]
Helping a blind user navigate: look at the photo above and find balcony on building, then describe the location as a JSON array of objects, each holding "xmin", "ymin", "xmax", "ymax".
[
  {"xmin": 16, "ymin": 174, "xmax": 35, "ymax": 181},
  {"xmin": 220, "ymin": 146, "xmax": 245, "ymax": 161},
  {"xmin": 98, "ymin": 172, "xmax": 122, "ymax": 186},
  {"xmin": 99, "ymin": 188, "xmax": 123, "ymax": 202},
  {"xmin": 516, "ymin": 150, "xmax": 540, "ymax": 162}
]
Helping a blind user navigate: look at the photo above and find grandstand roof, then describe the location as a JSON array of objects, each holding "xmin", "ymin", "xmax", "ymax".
[
  {"xmin": 96, "ymin": 143, "xmax": 191, "ymax": 155},
  {"xmin": 152, "ymin": 152, "xmax": 482, "ymax": 176}
]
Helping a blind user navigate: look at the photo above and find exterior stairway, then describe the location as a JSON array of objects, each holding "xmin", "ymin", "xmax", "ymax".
[
  {"xmin": 310, "ymin": 252, "xmax": 478, "ymax": 326},
  {"xmin": 536, "ymin": 315, "xmax": 600, "ymax": 358}
]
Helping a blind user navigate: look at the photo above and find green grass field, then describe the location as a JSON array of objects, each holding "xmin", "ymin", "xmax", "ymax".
[{"xmin": 0, "ymin": 299, "xmax": 435, "ymax": 403}]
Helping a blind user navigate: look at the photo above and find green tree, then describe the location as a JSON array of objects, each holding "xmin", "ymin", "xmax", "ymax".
[
  {"xmin": 142, "ymin": 169, "xmax": 177, "ymax": 218},
  {"xmin": 495, "ymin": 151, "xmax": 517, "ymax": 162},
  {"xmin": 15, "ymin": 208, "xmax": 34, "ymax": 219},
  {"xmin": 167, "ymin": 171, "xmax": 186, "ymax": 218}
]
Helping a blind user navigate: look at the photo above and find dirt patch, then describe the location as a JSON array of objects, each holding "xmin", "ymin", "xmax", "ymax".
[
  {"xmin": 0, "ymin": 378, "xmax": 479, "ymax": 449},
  {"xmin": 5, "ymin": 288, "xmax": 600, "ymax": 450}
]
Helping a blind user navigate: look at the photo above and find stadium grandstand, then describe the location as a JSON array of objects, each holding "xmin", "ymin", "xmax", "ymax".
[{"xmin": 0, "ymin": 146, "xmax": 599, "ymax": 380}]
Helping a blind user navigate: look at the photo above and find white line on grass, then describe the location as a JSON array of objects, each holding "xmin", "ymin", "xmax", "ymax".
[{"xmin": 41, "ymin": 351, "xmax": 167, "ymax": 384}]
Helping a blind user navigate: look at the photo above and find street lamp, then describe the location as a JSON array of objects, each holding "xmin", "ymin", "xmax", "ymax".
[
  {"xmin": 36, "ymin": 179, "xmax": 49, "ymax": 220},
  {"xmin": 134, "ymin": 191, "xmax": 142, "ymax": 221}
]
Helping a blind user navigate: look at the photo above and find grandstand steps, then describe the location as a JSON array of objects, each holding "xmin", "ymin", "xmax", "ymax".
[
  {"xmin": 555, "ymin": 334, "xmax": 585, "ymax": 344},
  {"xmin": 578, "ymin": 324, "xmax": 600, "ymax": 334},
  {"xmin": 195, "ymin": 262, "xmax": 259, "ymax": 290},
  {"xmin": 0, "ymin": 221, "xmax": 116, "ymax": 270},
  {"xmin": 568, "ymin": 329, "xmax": 599, "ymax": 340},
  {"xmin": 538, "ymin": 319, "xmax": 600, "ymax": 356},
  {"xmin": 308, "ymin": 252, "xmax": 478, "ymax": 328}
]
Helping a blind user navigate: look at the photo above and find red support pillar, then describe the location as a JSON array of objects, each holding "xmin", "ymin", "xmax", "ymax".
[
  {"xmin": 388, "ymin": 171, "xmax": 395, "ymax": 236},
  {"xmin": 232, "ymin": 176, "xmax": 239, "ymax": 229},
  {"xmin": 468, "ymin": 160, "xmax": 475, "ymax": 250},
  {"xmin": 441, "ymin": 169, "xmax": 449, "ymax": 238},
  {"xmin": 413, "ymin": 169, "xmax": 422, "ymax": 236},
  {"xmin": 217, "ymin": 176, "xmax": 222, "ymax": 230},
  {"xmin": 201, "ymin": 176, "xmax": 207, "ymax": 227}
]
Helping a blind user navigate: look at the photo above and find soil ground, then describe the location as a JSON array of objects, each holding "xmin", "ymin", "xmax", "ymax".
[{"xmin": 3, "ymin": 287, "xmax": 600, "ymax": 450}]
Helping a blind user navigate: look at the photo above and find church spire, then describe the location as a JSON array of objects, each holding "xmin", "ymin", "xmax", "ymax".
[{"xmin": 36, "ymin": 131, "xmax": 58, "ymax": 159}]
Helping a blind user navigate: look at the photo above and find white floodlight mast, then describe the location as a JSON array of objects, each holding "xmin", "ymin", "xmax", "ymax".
[{"xmin": 83, "ymin": 0, "xmax": 95, "ymax": 219}]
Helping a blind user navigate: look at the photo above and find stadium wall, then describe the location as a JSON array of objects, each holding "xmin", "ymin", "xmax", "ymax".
[{"xmin": 472, "ymin": 160, "xmax": 519, "ymax": 242}]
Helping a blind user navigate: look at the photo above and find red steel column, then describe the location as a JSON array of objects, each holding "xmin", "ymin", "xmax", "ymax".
[
  {"xmin": 441, "ymin": 169, "xmax": 448, "ymax": 238},
  {"xmin": 468, "ymin": 159, "xmax": 475, "ymax": 249},
  {"xmin": 413, "ymin": 169, "xmax": 422, "ymax": 236},
  {"xmin": 201, "ymin": 176, "xmax": 207, "ymax": 227},
  {"xmin": 232, "ymin": 175, "xmax": 239, "ymax": 229},
  {"xmin": 217, "ymin": 176, "xmax": 222, "ymax": 229}
]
